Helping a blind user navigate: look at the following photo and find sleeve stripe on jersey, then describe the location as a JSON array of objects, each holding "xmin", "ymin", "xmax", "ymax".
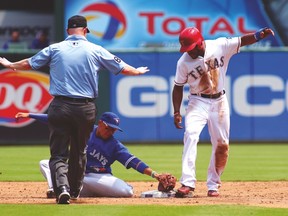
[
  {"xmin": 124, "ymin": 155, "xmax": 136, "ymax": 168},
  {"xmin": 174, "ymin": 81, "xmax": 186, "ymax": 86},
  {"xmin": 237, "ymin": 37, "xmax": 241, "ymax": 53}
]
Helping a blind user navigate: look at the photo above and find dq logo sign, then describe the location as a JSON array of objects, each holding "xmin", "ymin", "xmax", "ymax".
[
  {"xmin": 0, "ymin": 69, "xmax": 52, "ymax": 128},
  {"xmin": 80, "ymin": 1, "xmax": 127, "ymax": 41}
]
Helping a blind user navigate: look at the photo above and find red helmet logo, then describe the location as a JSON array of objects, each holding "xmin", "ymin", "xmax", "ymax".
[{"xmin": 179, "ymin": 27, "xmax": 204, "ymax": 52}]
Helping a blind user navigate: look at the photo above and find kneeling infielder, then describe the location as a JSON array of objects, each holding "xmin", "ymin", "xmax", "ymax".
[{"xmin": 16, "ymin": 112, "xmax": 174, "ymax": 198}]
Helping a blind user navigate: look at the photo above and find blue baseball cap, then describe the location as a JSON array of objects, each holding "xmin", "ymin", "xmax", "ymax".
[{"xmin": 100, "ymin": 112, "xmax": 123, "ymax": 132}]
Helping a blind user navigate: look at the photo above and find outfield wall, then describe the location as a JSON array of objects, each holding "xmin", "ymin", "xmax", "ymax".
[
  {"xmin": 0, "ymin": 49, "xmax": 287, "ymax": 144},
  {"xmin": 1, "ymin": 0, "xmax": 288, "ymax": 144},
  {"xmin": 110, "ymin": 49, "xmax": 288, "ymax": 143}
]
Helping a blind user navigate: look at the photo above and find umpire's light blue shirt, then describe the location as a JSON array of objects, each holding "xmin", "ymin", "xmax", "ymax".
[{"xmin": 28, "ymin": 35, "xmax": 126, "ymax": 98}]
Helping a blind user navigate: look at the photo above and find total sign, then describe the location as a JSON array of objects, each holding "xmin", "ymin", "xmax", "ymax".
[
  {"xmin": 65, "ymin": 0, "xmax": 281, "ymax": 49},
  {"xmin": 111, "ymin": 52, "xmax": 288, "ymax": 142}
]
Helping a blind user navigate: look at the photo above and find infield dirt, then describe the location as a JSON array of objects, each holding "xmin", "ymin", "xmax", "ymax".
[{"xmin": 0, "ymin": 181, "xmax": 287, "ymax": 208}]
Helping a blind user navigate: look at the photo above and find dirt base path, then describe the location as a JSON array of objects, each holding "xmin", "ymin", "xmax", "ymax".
[{"xmin": 0, "ymin": 181, "xmax": 287, "ymax": 208}]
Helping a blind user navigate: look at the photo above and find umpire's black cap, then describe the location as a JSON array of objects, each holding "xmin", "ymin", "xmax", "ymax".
[{"xmin": 68, "ymin": 15, "xmax": 90, "ymax": 33}]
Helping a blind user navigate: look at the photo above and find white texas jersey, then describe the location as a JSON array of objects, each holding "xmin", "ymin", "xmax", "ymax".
[{"xmin": 174, "ymin": 37, "xmax": 241, "ymax": 94}]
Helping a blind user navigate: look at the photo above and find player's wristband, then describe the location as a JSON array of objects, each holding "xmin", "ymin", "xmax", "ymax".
[
  {"xmin": 151, "ymin": 171, "xmax": 157, "ymax": 178},
  {"xmin": 254, "ymin": 27, "xmax": 268, "ymax": 42},
  {"xmin": 174, "ymin": 111, "xmax": 180, "ymax": 116}
]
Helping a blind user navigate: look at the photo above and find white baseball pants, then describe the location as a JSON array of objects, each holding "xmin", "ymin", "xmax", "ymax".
[
  {"xmin": 180, "ymin": 94, "xmax": 230, "ymax": 191},
  {"xmin": 39, "ymin": 159, "xmax": 133, "ymax": 197}
]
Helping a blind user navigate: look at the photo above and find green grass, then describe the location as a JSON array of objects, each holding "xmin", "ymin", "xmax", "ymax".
[
  {"xmin": 0, "ymin": 143, "xmax": 287, "ymax": 216},
  {"xmin": 0, "ymin": 145, "xmax": 50, "ymax": 181},
  {"xmin": 0, "ymin": 144, "xmax": 287, "ymax": 181},
  {"xmin": 120, "ymin": 143, "xmax": 288, "ymax": 181},
  {"xmin": 0, "ymin": 204, "xmax": 286, "ymax": 216}
]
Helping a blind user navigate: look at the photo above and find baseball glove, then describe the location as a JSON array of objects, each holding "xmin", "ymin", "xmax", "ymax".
[{"xmin": 156, "ymin": 173, "xmax": 177, "ymax": 192}]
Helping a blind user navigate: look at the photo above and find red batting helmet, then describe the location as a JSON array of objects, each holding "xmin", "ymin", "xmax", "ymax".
[{"xmin": 179, "ymin": 27, "xmax": 204, "ymax": 52}]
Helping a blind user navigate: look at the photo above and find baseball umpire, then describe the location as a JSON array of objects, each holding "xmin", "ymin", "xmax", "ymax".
[
  {"xmin": 15, "ymin": 112, "xmax": 176, "ymax": 198},
  {"xmin": 172, "ymin": 27, "xmax": 274, "ymax": 197},
  {"xmin": 0, "ymin": 15, "xmax": 149, "ymax": 204}
]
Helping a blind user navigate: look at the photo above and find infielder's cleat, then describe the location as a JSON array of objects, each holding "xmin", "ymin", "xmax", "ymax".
[
  {"xmin": 175, "ymin": 185, "xmax": 194, "ymax": 198},
  {"xmin": 207, "ymin": 190, "xmax": 219, "ymax": 197},
  {"xmin": 46, "ymin": 189, "xmax": 56, "ymax": 199},
  {"xmin": 57, "ymin": 186, "xmax": 70, "ymax": 204}
]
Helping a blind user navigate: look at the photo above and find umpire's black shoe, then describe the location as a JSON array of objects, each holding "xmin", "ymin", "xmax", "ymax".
[
  {"xmin": 70, "ymin": 185, "xmax": 83, "ymax": 200},
  {"xmin": 57, "ymin": 186, "xmax": 70, "ymax": 204}
]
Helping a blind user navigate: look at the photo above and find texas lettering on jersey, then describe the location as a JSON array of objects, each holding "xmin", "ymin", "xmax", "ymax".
[{"xmin": 188, "ymin": 56, "xmax": 224, "ymax": 80}]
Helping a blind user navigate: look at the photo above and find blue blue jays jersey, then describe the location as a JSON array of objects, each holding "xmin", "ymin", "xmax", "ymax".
[
  {"xmin": 86, "ymin": 125, "xmax": 136, "ymax": 174},
  {"xmin": 28, "ymin": 113, "xmax": 149, "ymax": 174}
]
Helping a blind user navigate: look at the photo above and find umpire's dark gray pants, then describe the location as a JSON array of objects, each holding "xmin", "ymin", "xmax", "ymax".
[{"xmin": 48, "ymin": 97, "xmax": 96, "ymax": 197}]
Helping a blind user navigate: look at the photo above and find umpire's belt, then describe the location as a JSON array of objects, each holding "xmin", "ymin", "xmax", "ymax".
[
  {"xmin": 55, "ymin": 96, "xmax": 95, "ymax": 103},
  {"xmin": 191, "ymin": 90, "xmax": 225, "ymax": 99}
]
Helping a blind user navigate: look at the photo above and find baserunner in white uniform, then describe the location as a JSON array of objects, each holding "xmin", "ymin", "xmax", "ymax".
[{"xmin": 172, "ymin": 27, "xmax": 274, "ymax": 197}]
